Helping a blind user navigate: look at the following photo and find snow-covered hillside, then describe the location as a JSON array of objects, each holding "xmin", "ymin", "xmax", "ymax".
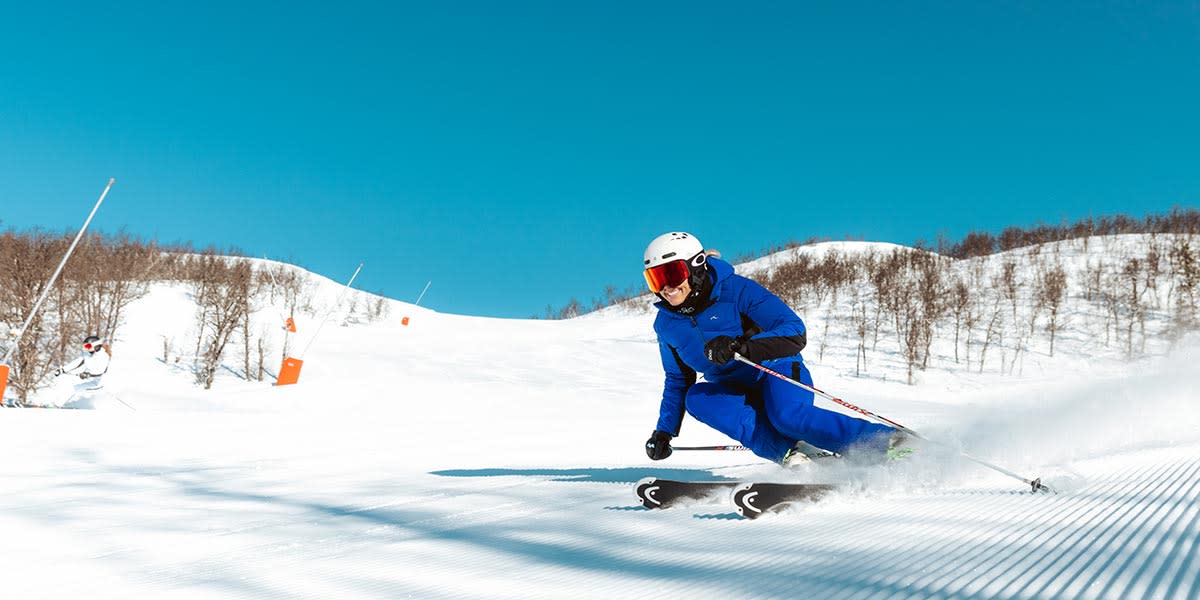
[{"xmin": 1, "ymin": 239, "xmax": 1198, "ymax": 599}]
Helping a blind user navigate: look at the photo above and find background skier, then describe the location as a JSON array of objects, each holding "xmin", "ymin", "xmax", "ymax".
[
  {"xmin": 56, "ymin": 335, "xmax": 111, "ymax": 408},
  {"xmin": 641, "ymin": 232, "xmax": 900, "ymax": 465}
]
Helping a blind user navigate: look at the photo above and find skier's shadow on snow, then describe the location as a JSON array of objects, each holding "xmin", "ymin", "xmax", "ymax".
[{"xmin": 430, "ymin": 467, "xmax": 735, "ymax": 484}]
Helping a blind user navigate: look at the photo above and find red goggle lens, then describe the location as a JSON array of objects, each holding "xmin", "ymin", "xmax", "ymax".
[{"xmin": 643, "ymin": 260, "xmax": 691, "ymax": 293}]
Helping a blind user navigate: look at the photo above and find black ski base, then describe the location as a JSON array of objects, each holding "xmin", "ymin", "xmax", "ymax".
[
  {"xmin": 732, "ymin": 482, "xmax": 839, "ymax": 519},
  {"xmin": 634, "ymin": 478, "xmax": 739, "ymax": 509},
  {"xmin": 635, "ymin": 478, "xmax": 842, "ymax": 517}
]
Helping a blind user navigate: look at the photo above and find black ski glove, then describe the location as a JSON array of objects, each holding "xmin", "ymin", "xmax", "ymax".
[
  {"xmin": 704, "ymin": 335, "xmax": 745, "ymax": 365},
  {"xmin": 645, "ymin": 430, "xmax": 674, "ymax": 461},
  {"xmin": 54, "ymin": 367, "xmax": 63, "ymax": 377}
]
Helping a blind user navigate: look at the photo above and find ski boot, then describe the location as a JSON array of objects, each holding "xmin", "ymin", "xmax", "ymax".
[{"xmin": 886, "ymin": 431, "xmax": 917, "ymax": 461}]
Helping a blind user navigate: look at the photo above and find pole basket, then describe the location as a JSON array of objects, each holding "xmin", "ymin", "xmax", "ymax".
[
  {"xmin": 0, "ymin": 363, "xmax": 9, "ymax": 403},
  {"xmin": 276, "ymin": 357, "xmax": 304, "ymax": 386}
]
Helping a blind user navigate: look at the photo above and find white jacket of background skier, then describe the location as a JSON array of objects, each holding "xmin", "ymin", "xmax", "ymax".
[{"xmin": 60, "ymin": 346, "xmax": 110, "ymax": 389}]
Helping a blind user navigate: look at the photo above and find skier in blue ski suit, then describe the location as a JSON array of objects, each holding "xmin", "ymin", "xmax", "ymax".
[{"xmin": 640, "ymin": 232, "xmax": 895, "ymax": 464}]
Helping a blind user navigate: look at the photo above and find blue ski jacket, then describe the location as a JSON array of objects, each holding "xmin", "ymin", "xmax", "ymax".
[{"xmin": 652, "ymin": 257, "xmax": 807, "ymax": 435}]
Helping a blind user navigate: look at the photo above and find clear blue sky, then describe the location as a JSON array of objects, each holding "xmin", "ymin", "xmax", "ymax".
[{"xmin": 2, "ymin": 1, "xmax": 1198, "ymax": 318}]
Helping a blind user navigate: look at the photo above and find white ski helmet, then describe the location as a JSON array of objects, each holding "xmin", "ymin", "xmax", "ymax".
[
  {"xmin": 643, "ymin": 232, "xmax": 709, "ymax": 293},
  {"xmin": 643, "ymin": 232, "xmax": 705, "ymax": 269},
  {"xmin": 82, "ymin": 335, "xmax": 103, "ymax": 352}
]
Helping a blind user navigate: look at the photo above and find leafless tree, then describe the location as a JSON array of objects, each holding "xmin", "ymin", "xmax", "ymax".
[
  {"xmin": 1121, "ymin": 258, "xmax": 1146, "ymax": 358},
  {"xmin": 192, "ymin": 254, "xmax": 257, "ymax": 389},
  {"xmin": 256, "ymin": 333, "xmax": 268, "ymax": 381},
  {"xmin": 370, "ymin": 295, "xmax": 390, "ymax": 321},
  {"xmin": 851, "ymin": 292, "xmax": 870, "ymax": 376},
  {"xmin": 1143, "ymin": 236, "xmax": 1163, "ymax": 309},
  {"xmin": 914, "ymin": 254, "xmax": 946, "ymax": 370},
  {"xmin": 978, "ymin": 291, "xmax": 1005, "ymax": 375},
  {"xmin": 1038, "ymin": 264, "xmax": 1069, "ymax": 356},
  {"xmin": 0, "ymin": 230, "xmax": 62, "ymax": 403},
  {"xmin": 867, "ymin": 253, "xmax": 896, "ymax": 350},
  {"xmin": 69, "ymin": 233, "xmax": 153, "ymax": 345},
  {"xmin": 1169, "ymin": 236, "xmax": 1198, "ymax": 336},
  {"xmin": 875, "ymin": 250, "xmax": 910, "ymax": 351},
  {"xmin": 901, "ymin": 300, "xmax": 924, "ymax": 385},
  {"xmin": 1000, "ymin": 260, "xmax": 1021, "ymax": 327},
  {"xmin": 949, "ymin": 278, "xmax": 971, "ymax": 364},
  {"xmin": 242, "ymin": 301, "xmax": 253, "ymax": 380},
  {"xmin": 555, "ymin": 297, "xmax": 583, "ymax": 320},
  {"xmin": 1100, "ymin": 266, "xmax": 1122, "ymax": 347}
]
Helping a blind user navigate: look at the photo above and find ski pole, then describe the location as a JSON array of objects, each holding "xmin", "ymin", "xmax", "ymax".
[
  {"xmin": 110, "ymin": 393, "xmax": 137, "ymax": 412},
  {"xmin": 672, "ymin": 444, "xmax": 751, "ymax": 451},
  {"xmin": 734, "ymin": 354, "xmax": 1053, "ymax": 493}
]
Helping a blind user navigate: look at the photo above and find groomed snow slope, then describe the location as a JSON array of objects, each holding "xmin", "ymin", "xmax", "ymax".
[{"xmin": 1, "ymin": 249, "xmax": 1198, "ymax": 599}]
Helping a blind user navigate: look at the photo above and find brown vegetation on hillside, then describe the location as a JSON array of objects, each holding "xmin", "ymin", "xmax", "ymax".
[
  {"xmin": 563, "ymin": 209, "xmax": 1200, "ymax": 384},
  {"xmin": 0, "ymin": 230, "xmax": 384, "ymax": 402}
]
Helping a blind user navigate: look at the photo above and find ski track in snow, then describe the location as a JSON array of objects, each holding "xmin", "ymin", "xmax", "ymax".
[{"xmin": 3, "ymin": 441, "xmax": 1197, "ymax": 598}]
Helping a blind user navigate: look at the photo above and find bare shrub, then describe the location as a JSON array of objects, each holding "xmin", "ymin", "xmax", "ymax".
[
  {"xmin": 0, "ymin": 230, "xmax": 63, "ymax": 403},
  {"xmin": 949, "ymin": 277, "xmax": 971, "ymax": 364},
  {"xmin": 1121, "ymin": 258, "xmax": 1146, "ymax": 358},
  {"xmin": 1169, "ymin": 236, "xmax": 1198, "ymax": 334},
  {"xmin": 191, "ymin": 253, "xmax": 257, "ymax": 389},
  {"xmin": 1037, "ymin": 264, "xmax": 1069, "ymax": 356},
  {"xmin": 851, "ymin": 291, "xmax": 870, "ymax": 376}
]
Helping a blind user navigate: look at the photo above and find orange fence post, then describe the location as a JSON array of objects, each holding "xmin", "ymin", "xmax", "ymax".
[
  {"xmin": 276, "ymin": 357, "xmax": 304, "ymax": 386},
  {"xmin": 0, "ymin": 363, "xmax": 9, "ymax": 404}
]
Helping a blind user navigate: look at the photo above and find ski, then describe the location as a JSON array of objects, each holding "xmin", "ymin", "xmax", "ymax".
[
  {"xmin": 731, "ymin": 482, "xmax": 840, "ymax": 519},
  {"xmin": 634, "ymin": 478, "xmax": 740, "ymax": 509}
]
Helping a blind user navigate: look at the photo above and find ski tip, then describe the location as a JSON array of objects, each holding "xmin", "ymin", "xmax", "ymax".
[{"xmin": 634, "ymin": 477, "xmax": 662, "ymax": 509}]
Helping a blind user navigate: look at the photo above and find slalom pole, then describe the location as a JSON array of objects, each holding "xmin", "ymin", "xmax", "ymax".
[
  {"xmin": 276, "ymin": 262, "xmax": 363, "ymax": 386},
  {"xmin": 297, "ymin": 262, "xmax": 363, "ymax": 359},
  {"xmin": 1, "ymin": 178, "xmax": 115, "ymax": 364},
  {"xmin": 734, "ymin": 354, "xmax": 1053, "ymax": 493},
  {"xmin": 414, "ymin": 280, "xmax": 432, "ymax": 306}
]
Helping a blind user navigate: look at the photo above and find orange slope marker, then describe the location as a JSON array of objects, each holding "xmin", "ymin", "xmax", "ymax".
[
  {"xmin": 276, "ymin": 357, "xmax": 304, "ymax": 386},
  {"xmin": 0, "ymin": 363, "xmax": 9, "ymax": 403}
]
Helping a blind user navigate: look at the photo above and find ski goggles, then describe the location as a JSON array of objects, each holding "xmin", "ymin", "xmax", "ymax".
[
  {"xmin": 643, "ymin": 259, "xmax": 691, "ymax": 293},
  {"xmin": 83, "ymin": 342, "xmax": 98, "ymax": 351}
]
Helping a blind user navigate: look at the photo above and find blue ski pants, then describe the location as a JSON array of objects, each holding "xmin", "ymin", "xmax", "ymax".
[{"xmin": 685, "ymin": 360, "xmax": 893, "ymax": 462}]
